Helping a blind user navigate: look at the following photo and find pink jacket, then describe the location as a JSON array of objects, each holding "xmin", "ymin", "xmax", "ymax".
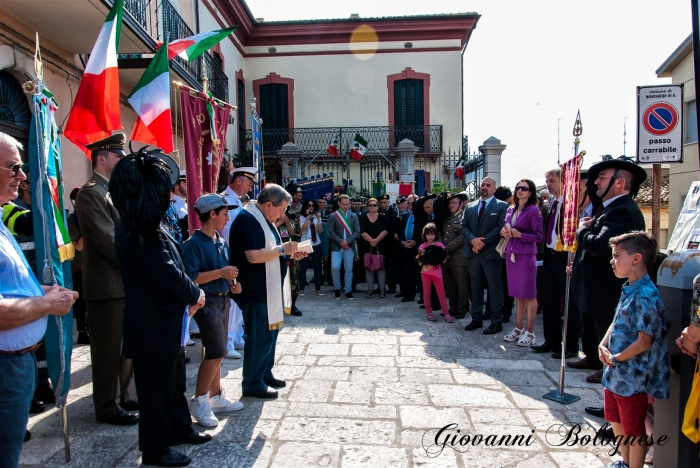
[{"xmin": 504, "ymin": 205, "xmax": 543, "ymax": 255}]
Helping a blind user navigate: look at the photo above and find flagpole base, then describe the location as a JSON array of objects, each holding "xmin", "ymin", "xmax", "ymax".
[{"xmin": 542, "ymin": 389, "xmax": 580, "ymax": 405}]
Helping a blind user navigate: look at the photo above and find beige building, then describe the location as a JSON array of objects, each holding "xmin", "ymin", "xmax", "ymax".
[
  {"xmin": 656, "ymin": 34, "xmax": 700, "ymax": 237},
  {"xmin": 0, "ymin": 0, "xmax": 481, "ymax": 201}
]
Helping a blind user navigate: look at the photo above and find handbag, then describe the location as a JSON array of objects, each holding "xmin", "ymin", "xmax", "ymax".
[
  {"xmin": 363, "ymin": 247, "xmax": 384, "ymax": 272},
  {"xmin": 495, "ymin": 237, "xmax": 509, "ymax": 257},
  {"xmin": 682, "ymin": 354, "xmax": 700, "ymax": 443}
]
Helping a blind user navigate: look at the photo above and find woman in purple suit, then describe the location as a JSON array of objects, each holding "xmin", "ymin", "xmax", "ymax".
[{"xmin": 500, "ymin": 179, "xmax": 543, "ymax": 347}]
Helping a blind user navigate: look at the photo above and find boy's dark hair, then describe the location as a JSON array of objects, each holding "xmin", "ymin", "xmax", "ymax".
[
  {"xmin": 196, "ymin": 205, "xmax": 226, "ymax": 223},
  {"xmin": 422, "ymin": 222, "xmax": 438, "ymax": 242},
  {"xmin": 609, "ymin": 231, "xmax": 658, "ymax": 269}
]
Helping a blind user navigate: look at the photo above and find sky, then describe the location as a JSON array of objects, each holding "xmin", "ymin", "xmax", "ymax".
[{"xmin": 244, "ymin": 0, "xmax": 692, "ymax": 187}]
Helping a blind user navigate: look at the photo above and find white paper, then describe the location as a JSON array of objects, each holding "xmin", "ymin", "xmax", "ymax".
[{"xmin": 297, "ymin": 239, "xmax": 314, "ymax": 254}]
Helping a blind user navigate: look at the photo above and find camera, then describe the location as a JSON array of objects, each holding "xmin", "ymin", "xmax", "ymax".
[{"xmin": 284, "ymin": 208, "xmax": 297, "ymax": 220}]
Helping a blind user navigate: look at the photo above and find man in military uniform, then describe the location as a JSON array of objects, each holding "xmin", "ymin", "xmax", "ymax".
[
  {"xmin": 442, "ymin": 192, "xmax": 470, "ymax": 319},
  {"xmin": 287, "ymin": 186, "xmax": 304, "ymax": 315},
  {"xmin": 377, "ymin": 194, "xmax": 398, "ymax": 294},
  {"xmin": 351, "ymin": 198, "xmax": 364, "ymax": 216},
  {"xmin": 75, "ymin": 133, "xmax": 138, "ymax": 425}
]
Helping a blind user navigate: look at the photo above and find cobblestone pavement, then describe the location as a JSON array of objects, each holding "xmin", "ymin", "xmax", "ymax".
[{"xmin": 23, "ymin": 285, "xmax": 647, "ymax": 467}]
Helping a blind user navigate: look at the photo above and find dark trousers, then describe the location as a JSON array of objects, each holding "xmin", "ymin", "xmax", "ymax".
[
  {"xmin": 132, "ymin": 348, "xmax": 194, "ymax": 458},
  {"xmin": 580, "ymin": 309, "xmax": 603, "ymax": 369},
  {"xmin": 384, "ymin": 241, "xmax": 399, "ymax": 292},
  {"xmin": 0, "ymin": 353, "xmax": 35, "ymax": 468},
  {"xmin": 486, "ymin": 259, "xmax": 513, "ymax": 320},
  {"xmin": 468, "ymin": 255, "xmax": 503, "ymax": 325},
  {"xmin": 443, "ymin": 263, "xmax": 470, "ymax": 317},
  {"xmin": 299, "ymin": 244, "xmax": 323, "ymax": 292},
  {"xmin": 72, "ymin": 271, "xmax": 87, "ymax": 332},
  {"xmin": 541, "ymin": 251, "xmax": 579, "ymax": 352},
  {"xmin": 240, "ymin": 302, "xmax": 279, "ymax": 392},
  {"xmin": 399, "ymin": 246, "xmax": 418, "ymax": 299}
]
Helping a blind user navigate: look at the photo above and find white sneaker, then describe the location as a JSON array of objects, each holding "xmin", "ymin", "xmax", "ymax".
[
  {"xmin": 188, "ymin": 392, "xmax": 218, "ymax": 427},
  {"xmin": 234, "ymin": 342, "xmax": 245, "ymax": 351},
  {"xmin": 186, "ymin": 339, "xmax": 195, "ymax": 346},
  {"xmin": 209, "ymin": 388, "xmax": 244, "ymax": 414},
  {"xmin": 190, "ymin": 327, "xmax": 200, "ymax": 335},
  {"xmin": 225, "ymin": 349, "xmax": 242, "ymax": 359}
]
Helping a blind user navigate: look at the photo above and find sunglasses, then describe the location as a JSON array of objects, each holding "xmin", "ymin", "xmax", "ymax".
[
  {"xmin": 368, "ymin": 204, "xmax": 377, "ymax": 207},
  {"xmin": 0, "ymin": 163, "xmax": 23, "ymax": 178},
  {"xmin": 515, "ymin": 186, "xmax": 530, "ymax": 192}
]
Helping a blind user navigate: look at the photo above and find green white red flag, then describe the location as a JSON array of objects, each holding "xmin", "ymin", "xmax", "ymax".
[
  {"xmin": 327, "ymin": 135, "xmax": 339, "ymax": 157},
  {"xmin": 350, "ymin": 134, "xmax": 367, "ymax": 161},
  {"xmin": 128, "ymin": 42, "xmax": 173, "ymax": 153},
  {"xmin": 64, "ymin": 0, "xmax": 123, "ymax": 157},
  {"xmin": 157, "ymin": 27, "xmax": 238, "ymax": 61}
]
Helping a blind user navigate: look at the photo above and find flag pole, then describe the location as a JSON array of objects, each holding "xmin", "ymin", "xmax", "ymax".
[
  {"xmin": 367, "ymin": 142, "xmax": 396, "ymax": 170},
  {"xmin": 543, "ymin": 111, "xmax": 583, "ymax": 405}
]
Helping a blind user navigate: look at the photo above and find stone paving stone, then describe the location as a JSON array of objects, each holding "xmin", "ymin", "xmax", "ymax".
[
  {"xmin": 287, "ymin": 402, "xmax": 396, "ymax": 419},
  {"xmin": 287, "ymin": 379, "xmax": 333, "ymax": 402},
  {"xmin": 317, "ymin": 356, "xmax": 395, "ymax": 367},
  {"xmin": 226, "ymin": 400, "xmax": 288, "ymax": 420},
  {"xmin": 306, "ymin": 343, "xmax": 350, "ymax": 356},
  {"xmin": 549, "ymin": 451, "xmax": 610, "ymax": 467},
  {"xmin": 451, "ymin": 368, "xmax": 503, "ymax": 386},
  {"xmin": 303, "ymin": 366, "xmax": 350, "ymax": 381},
  {"xmin": 277, "ymin": 417, "xmax": 395, "ymax": 445},
  {"xmin": 398, "ymin": 335, "xmax": 462, "ymax": 346},
  {"xmin": 275, "ymin": 333, "xmax": 298, "ymax": 343},
  {"xmin": 507, "ymin": 385, "xmax": 603, "ymax": 412},
  {"xmin": 429, "ymin": 384, "xmax": 515, "ymax": 408},
  {"xmin": 399, "ymin": 367, "xmax": 454, "ymax": 384},
  {"xmin": 456, "ymin": 357, "xmax": 545, "ymax": 370},
  {"xmin": 341, "ymin": 445, "xmax": 409, "ymax": 467},
  {"xmin": 270, "ymin": 442, "xmax": 340, "ymax": 468},
  {"xmin": 395, "ymin": 356, "xmax": 459, "ymax": 368},
  {"xmin": 187, "ymin": 438, "xmax": 275, "ymax": 467},
  {"xmin": 275, "ymin": 342, "xmax": 307, "ymax": 355},
  {"xmin": 45, "ymin": 434, "xmax": 135, "ymax": 467},
  {"xmin": 399, "ymin": 345, "xmax": 471, "ymax": 359},
  {"xmin": 469, "ymin": 408, "xmax": 530, "ymax": 428},
  {"xmin": 277, "ymin": 354, "xmax": 317, "ymax": 366},
  {"xmin": 351, "ymin": 343, "xmax": 399, "ymax": 356},
  {"xmin": 340, "ymin": 334, "xmax": 398, "ymax": 344},
  {"xmin": 271, "ymin": 364, "xmax": 307, "ymax": 380},
  {"xmin": 375, "ymin": 382, "xmax": 429, "ymax": 405},
  {"xmin": 294, "ymin": 332, "xmax": 341, "ymax": 343},
  {"xmin": 329, "ymin": 380, "xmax": 373, "ymax": 404},
  {"xmin": 411, "ymin": 446, "xmax": 459, "ymax": 467},
  {"xmin": 513, "ymin": 453, "xmax": 559, "ymax": 468},
  {"xmin": 458, "ymin": 448, "xmax": 540, "ymax": 467},
  {"xmin": 349, "ymin": 366, "xmax": 399, "ymax": 383},
  {"xmin": 400, "ymin": 405, "xmax": 470, "ymax": 430}
]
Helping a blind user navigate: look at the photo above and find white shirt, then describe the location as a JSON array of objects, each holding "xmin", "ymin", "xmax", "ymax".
[
  {"xmin": 546, "ymin": 195, "xmax": 563, "ymax": 249},
  {"xmin": 299, "ymin": 215, "xmax": 321, "ymax": 246},
  {"xmin": 603, "ymin": 193, "xmax": 626, "ymax": 208},
  {"xmin": 219, "ymin": 186, "xmax": 243, "ymax": 245},
  {"xmin": 170, "ymin": 194, "xmax": 188, "ymax": 219}
]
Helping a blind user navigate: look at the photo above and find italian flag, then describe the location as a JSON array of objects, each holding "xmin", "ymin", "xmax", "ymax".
[
  {"xmin": 64, "ymin": 0, "xmax": 123, "ymax": 157},
  {"xmin": 158, "ymin": 27, "xmax": 238, "ymax": 62},
  {"xmin": 327, "ymin": 135, "xmax": 339, "ymax": 157},
  {"xmin": 128, "ymin": 43, "xmax": 173, "ymax": 153},
  {"xmin": 350, "ymin": 134, "xmax": 367, "ymax": 161}
]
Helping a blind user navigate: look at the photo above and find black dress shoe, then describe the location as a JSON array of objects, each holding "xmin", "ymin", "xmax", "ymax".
[
  {"xmin": 120, "ymin": 399, "xmax": 139, "ymax": 412},
  {"xmin": 585, "ymin": 406, "xmax": 605, "ymax": 418},
  {"xmin": 483, "ymin": 323, "xmax": 502, "ymax": 335},
  {"xmin": 419, "ymin": 305, "xmax": 426, "ymax": 309},
  {"xmin": 400, "ymin": 296, "xmax": 415, "ymax": 302},
  {"xmin": 99, "ymin": 410, "xmax": 139, "ymax": 426},
  {"xmin": 417, "ymin": 298, "xmax": 424, "ymax": 305},
  {"xmin": 567, "ymin": 358, "xmax": 601, "ymax": 370},
  {"xmin": 387, "ymin": 289, "xmax": 397, "ymax": 294},
  {"xmin": 464, "ymin": 320, "xmax": 483, "ymax": 331},
  {"xmin": 290, "ymin": 306, "xmax": 303, "ymax": 317},
  {"xmin": 29, "ymin": 399, "xmax": 45, "ymax": 414},
  {"xmin": 395, "ymin": 292, "xmax": 405, "ymax": 297},
  {"xmin": 531, "ymin": 343, "xmax": 553, "ymax": 353},
  {"xmin": 452, "ymin": 314, "xmax": 466, "ymax": 320},
  {"xmin": 24, "ymin": 430, "xmax": 31, "ymax": 443},
  {"xmin": 142, "ymin": 449, "xmax": 191, "ymax": 467},
  {"xmin": 184, "ymin": 356, "xmax": 191, "ymax": 364},
  {"xmin": 35, "ymin": 385, "xmax": 55, "ymax": 404},
  {"xmin": 551, "ymin": 351, "xmax": 577, "ymax": 360},
  {"xmin": 242, "ymin": 388, "xmax": 278, "ymax": 399},
  {"xmin": 171, "ymin": 432, "xmax": 212, "ymax": 446},
  {"xmin": 264, "ymin": 377, "xmax": 287, "ymax": 388}
]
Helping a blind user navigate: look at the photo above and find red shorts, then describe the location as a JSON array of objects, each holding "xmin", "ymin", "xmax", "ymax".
[{"xmin": 604, "ymin": 389, "xmax": 648, "ymax": 436}]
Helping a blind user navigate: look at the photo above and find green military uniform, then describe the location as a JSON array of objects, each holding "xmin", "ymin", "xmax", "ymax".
[
  {"xmin": 75, "ymin": 134, "xmax": 135, "ymax": 421},
  {"xmin": 442, "ymin": 194, "xmax": 470, "ymax": 319}
]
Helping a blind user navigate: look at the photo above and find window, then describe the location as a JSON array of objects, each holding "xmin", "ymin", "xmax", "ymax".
[
  {"xmin": 687, "ymin": 100, "xmax": 698, "ymax": 144},
  {"xmin": 394, "ymin": 79, "xmax": 424, "ymax": 148},
  {"xmin": 259, "ymin": 83, "xmax": 288, "ymax": 129}
]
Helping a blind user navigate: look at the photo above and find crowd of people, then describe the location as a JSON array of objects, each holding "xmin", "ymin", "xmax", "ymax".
[{"xmin": 0, "ymin": 126, "xmax": 696, "ymax": 468}]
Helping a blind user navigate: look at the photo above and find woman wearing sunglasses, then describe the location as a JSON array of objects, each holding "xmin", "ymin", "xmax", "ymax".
[
  {"xmin": 359, "ymin": 198, "xmax": 389, "ymax": 298},
  {"xmin": 500, "ymin": 179, "xmax": 543, "ymax": 347},
  {"xmin": 298, "ymin": 199, "xmax": 324, "ymax": 296}
]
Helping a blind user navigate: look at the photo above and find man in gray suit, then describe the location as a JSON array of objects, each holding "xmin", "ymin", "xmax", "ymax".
[
  {"xmin": 460, "ymin": 177, "xmax": 508, "ymax": 334},
  {"xmin": 327, "ymin": 194, "xmax": 361, "ymax": 300}
]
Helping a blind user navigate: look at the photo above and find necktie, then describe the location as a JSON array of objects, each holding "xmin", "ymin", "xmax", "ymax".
[
  {"xmin": 546, "ymin": 199, "xmax": 559, "ymax": 245},
  {"xmin": 405, "ymin": 213, "xmax": 414, "ymax": 241},
  {"xmin": 477, "ymin": 201, "xmax": 486, "ymax": 223},
  {"xmin": 310, "ymin": 217, "xmax": 317, "ymax": 243},
  {"xmin": 429, "ymin": 214, "xmax": 433, "ymax": 222}
]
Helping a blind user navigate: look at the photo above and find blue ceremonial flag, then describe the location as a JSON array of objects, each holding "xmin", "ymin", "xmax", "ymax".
[
  {"xmin": 28, "ymin": 86, "xmax": 74, "ymax": 407},
  {"xmin": 252, "ymin": 109, "xmax": 262, "ymax": 197}
]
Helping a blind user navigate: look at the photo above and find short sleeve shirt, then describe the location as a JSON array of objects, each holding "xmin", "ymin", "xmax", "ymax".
[
  {"xmin": 230, "ymin": 210, "xmax": 287, "ymax": 303},
  {"xmin": 182, "ymin": 230, "xmax": 230, "ymax": 294},
  {"xmin": 602, "ymin": 274, "xmax": 670, "ymax": 399}
]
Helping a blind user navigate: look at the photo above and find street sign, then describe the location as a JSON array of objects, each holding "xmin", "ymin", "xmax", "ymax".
[{"xmin": 637, "ymin": 84, "xmax": 684, "ymax": 163}]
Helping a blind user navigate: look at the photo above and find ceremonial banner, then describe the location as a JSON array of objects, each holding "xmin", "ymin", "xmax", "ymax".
[
  {"xmin": 251, "ymin": 109, "xmax": 262, "ymax": 197},
  {"xmin": 180, "ymin": 87, "xmax": 232, "ymax": 233},
  {"xmin": 30, "ymin": 86, "xmax": 75, "ymax": 406},
  {"xmin": 556, "ymin": 153, "xmax": 583, "ymax": 252}
]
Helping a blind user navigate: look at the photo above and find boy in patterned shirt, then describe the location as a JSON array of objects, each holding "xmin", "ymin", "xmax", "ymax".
[{"xmin": 598, "ymin": 231, "xmax": 669, "ymax": 468}]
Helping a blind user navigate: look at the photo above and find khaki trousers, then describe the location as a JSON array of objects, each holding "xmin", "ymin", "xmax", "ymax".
[
  {"xmin": 86, "ymin": 298, "xmax": 135, "ymax": 420},
  {"xmin": 443, "ymin": 262, "xmax": 470, "ymax": 317}
]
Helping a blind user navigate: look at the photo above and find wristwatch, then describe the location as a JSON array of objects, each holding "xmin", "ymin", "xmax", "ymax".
[
  {"xmin": 610, "ymin": 354, "xmax": 620, "ymax": 366},
  {"xmin": 279, "ymin": 245, "xmax": 285, "ymax": 256}
]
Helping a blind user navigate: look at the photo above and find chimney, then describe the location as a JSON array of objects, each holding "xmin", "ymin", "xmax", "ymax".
[{"xmin": 350, "ymin": 13, "xmax": 360, "ymax": 19}]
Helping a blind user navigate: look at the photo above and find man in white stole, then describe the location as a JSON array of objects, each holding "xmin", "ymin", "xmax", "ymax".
[
  {"xmin": 229, "ymin": 184, "xmax": 306, "ymax": 399},
  {"xmin": 220, "ymin": 167, "xmax": 256, "ymax": 359}
]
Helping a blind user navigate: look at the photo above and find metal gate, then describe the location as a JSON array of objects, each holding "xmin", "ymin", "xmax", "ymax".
[{"xmin": 359, "ymin": 155, "xmax": 397, "ymax": 198}]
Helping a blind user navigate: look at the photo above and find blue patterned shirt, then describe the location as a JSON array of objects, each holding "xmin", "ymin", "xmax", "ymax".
[
  {"xmin": 0, "ymin": 221, "xmax": 46, "ymax": 351},
  {"xmin": 602, "ymin": 274, "xmax": 670, "ymax": 399}
]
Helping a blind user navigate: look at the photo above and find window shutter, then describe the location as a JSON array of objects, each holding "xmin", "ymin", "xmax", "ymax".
[
  {"xmin": 687, "ymin": 100, "xmax": 698, "ymax": 144},
  {"xmin": 260, "ymin": 84, "xmax": 288, "ymax": 129}
]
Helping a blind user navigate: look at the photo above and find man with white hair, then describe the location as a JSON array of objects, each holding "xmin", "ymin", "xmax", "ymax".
[
  {"xmin": 0, "ymin": 132, "xmax": 77, "ymax": 465},
  {"xmin": 539, "ymin": 189, "xmax": 550, "ymax": 208}
]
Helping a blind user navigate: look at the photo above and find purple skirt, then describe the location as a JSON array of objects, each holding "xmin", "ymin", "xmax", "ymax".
[{"xmin": 505, "ymin": 253, "xmax": 537, "ymax": 299}]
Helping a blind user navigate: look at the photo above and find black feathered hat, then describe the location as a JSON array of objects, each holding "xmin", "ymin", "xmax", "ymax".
[
  {"xmin": 415, "ymin": 244, "xmax": 447, "ymax": 267},
  {"xmin": 587, "ymin": 155, "xmax": 647, "ymax": 199}
]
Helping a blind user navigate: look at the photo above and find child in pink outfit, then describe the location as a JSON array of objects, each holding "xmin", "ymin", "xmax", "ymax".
[{"xmin": 417, "ymin": 223, "xmax": 451, "ymax": 323}]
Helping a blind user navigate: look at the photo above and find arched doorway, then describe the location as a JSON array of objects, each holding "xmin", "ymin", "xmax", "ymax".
[{"xmin": 0, "ymin": 69, "xmax": 31, "ymax": 161}]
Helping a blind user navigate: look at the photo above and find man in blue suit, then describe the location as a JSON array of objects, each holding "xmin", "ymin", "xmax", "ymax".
[{"xmin": 460, "ymin": 177, "xmax": 508, "ymax": 334}]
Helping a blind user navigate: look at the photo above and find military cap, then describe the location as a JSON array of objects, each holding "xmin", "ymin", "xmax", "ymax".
[
  {"xmin": 447, "ymin": 192, "xmax": 467, "ymax": 203},
  {"xmin": 396, "ymin": 196, "xmax": 407, "ymax": 204},
  {"xmin": 230, "ymin": 166, "xmax": 258, "ymax": 183},
  {"xmin": 194, "ymin": 193, "xmax": 238, "ymax": 214},
  {"xmin": 378, "ymin": 194, "xmax": 390, "ymax": 201},
  {"xmin": 178, "ymin": 169, "xmax": 186, "ymax": 181},
  {"xmin": 85, "ymin": 132, "xmax": 126, "ymax": 156}
]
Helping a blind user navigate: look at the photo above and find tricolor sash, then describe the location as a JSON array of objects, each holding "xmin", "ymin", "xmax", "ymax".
[{"xmin": 334, "ymin": 210, "xmax": 358, "ymax": 259}]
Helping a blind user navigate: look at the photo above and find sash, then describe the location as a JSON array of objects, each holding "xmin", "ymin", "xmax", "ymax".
[
  {"xmin": 334, "ymin": 210, "xmax": 358, "ymax": 258},
  {"xmin": 245, "ymin": 201, "xmax": 291, "ymax": 329}
]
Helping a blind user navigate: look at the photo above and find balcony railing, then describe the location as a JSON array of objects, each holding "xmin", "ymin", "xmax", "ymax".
[{"xmin": 245, "ymin": 125, "xmax": 443, "ymax": 158}]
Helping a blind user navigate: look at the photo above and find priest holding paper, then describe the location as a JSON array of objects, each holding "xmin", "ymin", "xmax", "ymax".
[{"xmin": 229, "ymin": 184, "xmax": 307, "ymax": 399}]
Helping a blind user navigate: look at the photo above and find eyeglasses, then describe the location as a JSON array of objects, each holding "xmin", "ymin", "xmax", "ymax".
[
  {"xmin": 515, "ymin": 186, "xmax": 530, "ymax": 192},
  {"xmin": 368, "ymin": 204, "xmax": 377, "ymax": 207},
  {"xmin": 0, "ymin": 163, "xmax": 23, "ymax": 178}
]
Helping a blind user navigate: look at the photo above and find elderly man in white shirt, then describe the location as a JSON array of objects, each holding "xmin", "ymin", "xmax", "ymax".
[{"xmin": 219, "ymin": 167, "xmax": 256, "ymax": 359}]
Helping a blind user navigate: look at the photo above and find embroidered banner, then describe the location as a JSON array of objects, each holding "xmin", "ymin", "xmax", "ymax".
[{"xmin": 556, "ymin": 152, "xmax": 584, "ymax": 252}]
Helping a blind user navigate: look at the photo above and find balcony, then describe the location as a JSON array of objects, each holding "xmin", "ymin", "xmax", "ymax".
[{"xmin": 244, "ymin": 125, "xmax": 442, "ymax": 159}]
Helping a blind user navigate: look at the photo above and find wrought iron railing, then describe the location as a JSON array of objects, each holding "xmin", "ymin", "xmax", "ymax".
[
  {"xmin": 202, "ymin": 52, "xmax": 229, "ymax": 102},
  {"xmin": 245, "ymin": 125, "xmax": 442, "ymax": 157},
  {"xmin": 123, "ymin": 0, "xmax": 149, "ymax": 30}
]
